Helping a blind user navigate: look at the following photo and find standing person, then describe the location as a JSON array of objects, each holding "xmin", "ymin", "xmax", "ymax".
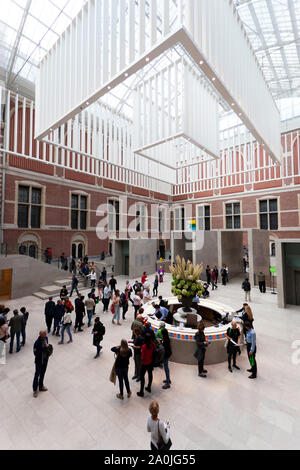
[
  {"xmin": 44, "ymin": 297, "xmax": 55, "ymax": 334},
  {"xmin": 120, "ymin": 289, "xmax": 129, "ymax": 321},
  {"xmin": 244, "ymin": 321, "xmax": 257, "ymax": 379},
  {"xmin": 102, "ymin": 267, "xmax": 107, "ymax": 283},
  {"xmin": 88, "ymin": 270, "xmax": 97, "ymax": 289},
  {"xmin": 258, "ymin": 272, "xmax": 266, "ymax": 293},
  {"xmin": 58, "ymin": 307, "xmax": 73, "ymax": 345},
  {"xmin": 109, "ymin": 275, "xmax": 117, "ymax": 294},
  {"xmin": 102, "ymin": 283, "xmax": 111, "ymax": 312},
  {"xmin": 20, "ymin": 307, "xmax": 29, "ymax": 347},
  {"xmin": 147, "ymin": 401, "xmax": 171, "ymax": 451},
  {"xmin": 112, "ymin": 290, "xmax": 121, "ymax": 326},
  {"xmin": 60, "ymin": 253, "xmax": 66, "ymax": 270},
  {"xmin": 141, "ymin": 272, "xmax": 148, "ymax": 285},
  {"xmin": 153, "ymin": 275, "xmax": 159, "ymax": 297},
  {"xmin": 0, "ymin": 317, "xmax": 9, "ymax": 365},
  {"xmin": 143, "ymin": 288, "xmax": 152, "ymax": 305},
  {"xmin": 92, "ymin": 317, "xmax": 105, "ymax": 358},
  {"xmin": 70, "ymin": 258, "xmax": 76, "ymax": 274},
  {"xmin": 161, "ymin": 328, "xmax": 172, "ymax": 389},
  {"xmin": 85, "ymin": 294, "xmax": 95, "ymax": 328},
  {"xmin": 194, "ymin": 322, "xmax": 209, "ymax": 378},
  {"xmin": 75, "ymin": 295, "xmax": 85, "ymax": 332},
  {"xmin": 70, "ymin": 275, "xmax": 79, "ymax": 298},
  {"xmin": 137, "ymin": 333, "xmax": 155, "ymax": 397},
  {"xmin": 214, "ymin": 266, "xmax": 219, "ymax": 284},
  {"xmin": 133, "ymin": 291, "xmax": 142, "ymax": 319},
  {"xmin": 242, "ymin": 278, "xmax": 251, "ymax": 302},
  {"xmin": 111, "ymin": 340, "xmax": 132, "ymax": 400},
  {"xmin": 226, "ymin": 320, "xmax": 241, "ymax": 373},
  {"xmin": 53, "ymin": 300, "xmax": 64, "ymax": 336},
  {"xmin": 225, "ymin": 265, "xmax": 229, "ymax": 284},
  {"xmin": 206, "ymin": 265, "xmax": 211, "ymax": 285},
  {"xmin": 9, "ymin": 310, "xmax": 23, "ymax": 354},
  {"xmin": 158, "ymin": 266, "xmax": 165, "ymax": 283},
  {"xmin": 33, "ymin": 331, "xmax": 50, "ymax": 398},
  {"xmin": 129, "ymin": 327, "xmax": 144, "ymax": 382}
]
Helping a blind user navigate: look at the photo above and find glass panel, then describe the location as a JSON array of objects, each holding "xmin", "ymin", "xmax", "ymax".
[
  {"xmin": 71, "ymin": 195, "xmax": 79, "ymax": 209},
  {"xmin": 29, "ymin": 245, "xmax": 36, "ymax": 258},
  {"xmin": 260, "ymin": 200, "xmax": 268, "ymax": 213},
  {"xmin": 270, "ymin": 213, "xmax": 278, "ymax": 230},
  {"xmin": 72, "ymin": 244, "xmax": 76, "ymax": 259},
  {"xmin": 226, "ymin": 204, "xmax": 232, "ymax": 215},
  {"xmin": 269, "ymin": 199, "xmax": 278, "ymax": 212},
  {"xmin": 198, "ymin": 218, "xmax": 204, "ymax": 231},
  {"xmin": 18, "ymin": 186, "xmax": 29, "ymax": 203},
  {"xmin": 181, "ymin": 208, "xmax": 185, "ymax": 230},
  {"xmin": 31, "ymin": 188, "xmax": 41, "ymax": 205},
  {"xmin": 80, "ymin": 211, "xmax": 87, "ymax": 230},
  {"xmin": 78, "ymin": 244, "xmax": 83, "ymax": 259},
  {"xmin": 226, "ymin": 216, "xmax": 233, "ymax": 229},
  {"xmin": 31, "ymin": 206, "xmax": 41, "ymax": 228},
  {"xmin": 204, "ymin": 206, "xmax": 210, "ymax": 217},
  {"xmin": 80, "ymin": 196, "xmax": 87, "ymax": 210},
  {"xmin": 198, "ymin": 206, "xmax": 204, "ymax": 218},
  {"xmin": 234, "ymin": 203, "xmax": 240, "ymax": 215},
  {"xmin": 260, "ymin": 214, "xmax": 268, "ymax": 230},
  {"xmin": 71, "ymin": 210, "xmax": 78, "ymax": 229},
  {"xmin": 234, "ymin": 215, "xmax": 241, "ymax": 229},
  {"xmin": 18, "ymin": 205, "xmax": 29, "ymax": 228}
]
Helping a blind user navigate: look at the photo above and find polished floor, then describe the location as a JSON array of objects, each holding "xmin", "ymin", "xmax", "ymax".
[{"xmin": 0, "ymin": 273, "xmax": 300, "ymax": 450}]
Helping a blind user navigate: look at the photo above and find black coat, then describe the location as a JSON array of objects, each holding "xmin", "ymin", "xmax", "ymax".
[{"xmin": 194, "ymin": 331, "xmax": 207, "ymax": 361}]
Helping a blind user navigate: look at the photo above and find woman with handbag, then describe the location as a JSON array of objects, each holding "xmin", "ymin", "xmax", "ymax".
[
  {"xmin": 111, "ymin": 290, "xmax": 121, "ymax": 325},
  {"xmin": 111, "ymin": 340, "xmax": 132, "ymax": 400},
  {"xmin": 147, "ymin": 400, "xmax": 171, "ymax": 451}
]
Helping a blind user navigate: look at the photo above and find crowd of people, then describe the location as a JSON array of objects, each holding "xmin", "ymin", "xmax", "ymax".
[{"xmin": 0, "ymin": 260, "xmax": 261, "ymax": 450}]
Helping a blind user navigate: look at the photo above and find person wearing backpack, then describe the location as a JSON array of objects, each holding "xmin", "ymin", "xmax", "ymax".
[
  {"xmin": 147, "ymin": 400, "xmax": 171, "ymax": 451},
  {"xmin": 92, "ymin": 317, "xmax": 105, "ymax": 358},
  {"xmin": 242, "ymin": 278, "xmax": 251, "ymax": 302},
  {"xmin": 137, "ymin": 333, "xmax": 155, "ymax": 397},
  {"xmin": 225, "ymin": 320, "xmax": 241, "ymax": 373}
]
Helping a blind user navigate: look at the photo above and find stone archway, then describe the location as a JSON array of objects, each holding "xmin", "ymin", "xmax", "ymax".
[
  {"xmin": 18, "ymin": 233, "xmax": 41, "ymax": 260},
  {"xmin": 71, "ymin": 234, "xmax": 88, "ymax": 259}
]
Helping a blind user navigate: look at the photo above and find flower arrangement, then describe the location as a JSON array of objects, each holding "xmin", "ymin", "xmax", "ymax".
[{"xmin": 170, "ymin": 256, "xmax": 204, "ymax": 303}]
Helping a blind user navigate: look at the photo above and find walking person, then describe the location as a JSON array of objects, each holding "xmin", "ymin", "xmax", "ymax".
[
  {"xmin": 109, "ymin": 275, "xmax": 117, "ymax": 294},
  {"xmin": 9, "ymin": 310, "xmax": 23, "ymax": 354},
  {"xmin": 258, "ymin": 272, "xmax": 266, "ymax": 293},
  {"xmin": 137, "ymin": 333, "xmax": 155, "ymax": 397},
  {"xmin": 242, "ymin": 278, "xmax": 251, "ymax": 302},
  {"xmin": 147, "ymin": 401, "xmax": 171, "ymax": 451},
  {"xmin": 20, "ymin": 307, "xmax": 29, "ymax": 347},
  {"xmin": 211, "ymin": 269, "xmax": 218, "ymax": 290},
  {"xmin": 44, "ymin": 297, "xmax": 55, "ymax": 334},
  {"xmin": 111, "ymin": 340, "xmax": 132, "ymax": 400},
  {"xmin": 102, "ymin": 283, "xmax": 111, "ymax": 312},
  {"xmin": 120, "ymin": 288, "xmax": 129, "ymax": 321},
  {"xmin": 214, "ymin": 266, "xmax": 219, "ymax": 284},
  {"xmin": 74, "ymin": 295, "xmax": 85, "ymax": 332},
  {"xmin": 69, "ymin": 275, "xmax": 79, "ymax": 298},
  {"xmin": 226, "ymin": 320, "xmax": 241, "ymax": 373},
  {"xmin": 111, "ymin": 290, "xmax": 121, "ymax": 326},
  {"xmin": 129, "ymin": 327, "xmax": 144, "ymax": 382},
  {"xmin": 206, "ymin": 265, "xmax": 211, "ymax": 285},
  {"xmin": 53, "ymin": 300, "xmax": 64, "ymax": 336},
  {"xmin": 33, "ymin": 330, "xmax": 51, "ymax": 398},
  {"xmin": 194, "ymin": 322, "xmax": 209, "ymax": 378},
  {"xmin": 245, "ymin": 321, "xmax": 257, "ymax": 379},
  {"xmin": 58, "ymin": 307, "xmax": 73, "ymax": 345},
  {"xmin": 85, "ymin": 293, "xmax": 95, "ymax": 328},
  {"xmin": 88, "ymin": 270, "xmax": 97, "ymax": 289},
  {"xmin": 133, "ymin": 291, "xmax": 142, "ymax": 319},
  {"xmin": 161, "ymin": 328, "xmax": 172, "ymax": 389},
  {"xmin": 92, "ymin": 317, "xmax": 105, "ymax": 358}
]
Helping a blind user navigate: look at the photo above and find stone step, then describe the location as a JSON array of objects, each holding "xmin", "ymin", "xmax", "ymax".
[{"xmin": 32, "ymin": 291, "xmax": 50, "ymax": 300}]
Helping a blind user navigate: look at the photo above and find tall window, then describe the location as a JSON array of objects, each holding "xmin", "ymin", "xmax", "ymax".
[
  {"xmin": 197, "ymin": 205, "xmax": 210, "ymax": 231},
  {"xmin": 159, "ymin": 208, "xmax": 165, "ymax": 233},
  {"xmin": 136, "ymin": 203, "xmax": 147, "ymax": 232},
  {"xmin": 108, "ymin": 199, "xmax": 120, "ymax": 232},
  {"xmin": 174, "ymin": 207, "xmax": 185, "ymax": 231},
  {"xmin": 226, "ymin": 202, "xmax": 241, "ymax": 229},
  {"xmin": 18, "ymin": 186, "xmax": 41, "ymax": 229},
  {"xmin": 260, "ymin": 199, "xmax": 278, "ymax": 230},
  {"xmin": 71, "ymin": 194, "xmax": 88, "ymax": 230}
]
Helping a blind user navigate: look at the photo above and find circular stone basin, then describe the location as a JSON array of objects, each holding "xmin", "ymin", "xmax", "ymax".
[{"xmin": 143, "ymin": 297, "xmax": 239, "ymax": 365}]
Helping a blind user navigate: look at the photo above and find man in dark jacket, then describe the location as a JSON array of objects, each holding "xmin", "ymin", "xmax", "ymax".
[
  {"xmin": 53, "ymin": 300, "xmax": 65, "ymax": 336},
  {"xmin": 194, "ymin": 322, "xmax": 209, "ymax": 378},
  {"xmin": 70, "ymin": 275, "xmax": 79, "ymax": 298},
  {"xmin": 9, "ymin": 310, "xmax": 24, "ymax": 354},
  {"xmin": 44, "ymin": 297, "xmax": 56, "ymax": 334},
  {"xmin": 242, "ymin": 278, "xmax": 251, "ymax": 302},
  {"xmin": 33, "ymin": 330, "xmax": 50, "ymax": 397}
]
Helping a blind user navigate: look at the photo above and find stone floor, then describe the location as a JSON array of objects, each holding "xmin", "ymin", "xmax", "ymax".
[{"xmin": 0, "ymin": 273, "xmax": 300, "ymax": 450}]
